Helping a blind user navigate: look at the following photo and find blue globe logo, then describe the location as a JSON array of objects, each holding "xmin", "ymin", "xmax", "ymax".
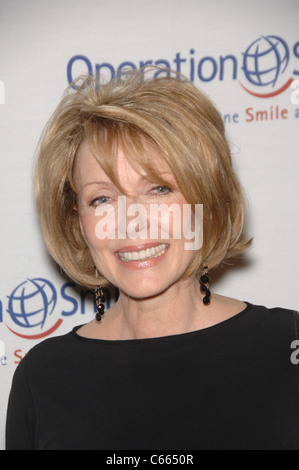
[
  {"xmin": 242, "ymin": 35, "xmax": 290, "ymax": 88},
  {"xmin": 7, "ymin": 278, "xmax": 57, "ymax": 330}
]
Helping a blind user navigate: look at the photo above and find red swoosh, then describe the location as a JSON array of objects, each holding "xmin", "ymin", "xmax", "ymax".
[
  {"xmin": 5, "ymin": 319, "xmax": 63, "ymax": 339},
  {"xmin": 239, "ymin": 77, "xmax": 294, "ymax": 98}
]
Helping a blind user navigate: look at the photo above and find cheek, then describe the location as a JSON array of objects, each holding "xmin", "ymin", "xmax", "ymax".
[
  {"xmin": 79, "ymin": 213, "xmax": 98, "ymax": 246},
  {"xmin": 80, "ymin": 212, "xmax": 115, "ymax": 257}
]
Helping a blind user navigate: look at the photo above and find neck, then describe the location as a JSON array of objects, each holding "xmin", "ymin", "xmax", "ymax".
[{"xmin": 110, "ymin": 276, "xmax": 209, "ymax": 340}]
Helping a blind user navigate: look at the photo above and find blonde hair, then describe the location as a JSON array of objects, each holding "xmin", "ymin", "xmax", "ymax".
[{"xmin": 35, "ymin": 67, "xmax": 252, "ymax": 288}]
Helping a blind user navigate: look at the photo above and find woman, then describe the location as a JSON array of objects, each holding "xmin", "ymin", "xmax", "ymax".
[{"xmin": 6, "ymin": 67, "xmax": 299, "ymax": 450}]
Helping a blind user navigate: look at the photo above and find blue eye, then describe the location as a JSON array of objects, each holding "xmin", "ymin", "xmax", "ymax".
[
  {"xmin": 152, "ymin": 186, "xmax": 172, "ymax": 195},
  {"xmin": 90, "ymin": 196, "xmax": 111, "ymax": 207}
]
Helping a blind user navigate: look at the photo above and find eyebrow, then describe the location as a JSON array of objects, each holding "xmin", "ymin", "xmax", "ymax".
[
  {"xmin": 81, "ymin": 181, "xmax": 113, "ymax": 189},
  {"xmin": 80, "ymin": 171, "xmax": 174, "ymax": 191}
]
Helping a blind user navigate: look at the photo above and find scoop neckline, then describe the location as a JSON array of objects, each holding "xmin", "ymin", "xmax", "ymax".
[{"xmin": 71, "ymin": 301, "xmax": 253, "ymax": 345}]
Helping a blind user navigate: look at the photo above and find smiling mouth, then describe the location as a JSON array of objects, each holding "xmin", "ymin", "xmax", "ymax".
[{"xmin": 116, "ymin": 243, "xmax": 169, "ymax": 262}]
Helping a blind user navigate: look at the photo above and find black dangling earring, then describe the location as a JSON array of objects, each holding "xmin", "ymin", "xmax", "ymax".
[
  {"xmin": 94, "ymin": 267, "xmax": 106, "ymax": 321},
  {"xmin": 200, "ymin": 265, "xmax": 211, "ymax": 305}
]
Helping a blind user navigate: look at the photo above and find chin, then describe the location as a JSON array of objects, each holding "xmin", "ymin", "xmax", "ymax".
[{"xmin": 118, "ymin": 277, "xmax": 176, "ymax": 301}]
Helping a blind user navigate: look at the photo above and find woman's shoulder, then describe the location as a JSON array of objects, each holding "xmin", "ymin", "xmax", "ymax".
[
  {"xmin": 237, "ymin": 300, "xmax": 299, "ymax": 350},
  {"xmin": 9, "ymin": 331, "xmax": 75, "ymax": 391},
  {"xmin": 209, "ymin": 295, "xmax": 299, "ymax": 353},
  {"xmin": 210, "ymin": 294, "xmax": 298, "ymax": 330},
  {"xmin": 18, "ymin": 330, "xmax": 77, "ymax": 373},
  {"xmin": 248, "ymin": 301, "xmax": 299, "ymax": 324}
]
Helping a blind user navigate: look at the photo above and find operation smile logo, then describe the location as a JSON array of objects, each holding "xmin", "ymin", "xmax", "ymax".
[
  {"xmin": 0, "ymin": 278, "xmax": 110, "ymax": 341},
  {"xmin": 239, "ymin": 35, "xmax": 294, "ymax": 98},
  {"xmin": 67, "ymin": 34, "xmax": 299, "ymax": 101},
  {"xmin": 5, "ymin": 278, "xmax": 61, "ymax": 340}
]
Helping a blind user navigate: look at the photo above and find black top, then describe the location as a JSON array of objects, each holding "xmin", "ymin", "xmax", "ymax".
[{"xmin": 6, "ymin": 302, "xmax": 299, "ymax": 450}]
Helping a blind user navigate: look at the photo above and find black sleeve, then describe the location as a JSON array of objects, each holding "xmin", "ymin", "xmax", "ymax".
[{"xmin": 6, "ymin": 357, "xmax": 37, "ymax": 450}]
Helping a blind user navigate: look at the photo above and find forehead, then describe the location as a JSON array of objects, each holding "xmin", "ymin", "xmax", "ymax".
[
  {"xmin": 75, "ymin": 141, "xmax": 139, "ymax": 177},
  {"xmin": 74, "ymin": 140, "xmax": 173, "ymax": 190}
]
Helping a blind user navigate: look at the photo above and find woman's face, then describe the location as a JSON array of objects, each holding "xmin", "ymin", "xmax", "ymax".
[{"xmin": 75, "ymin": 141, "xmax": 199, "ymax": 299}]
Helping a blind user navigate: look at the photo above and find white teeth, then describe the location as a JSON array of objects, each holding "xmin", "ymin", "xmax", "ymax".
[{"xmin": 118, "ymin": 244, "xmax": 168, "ymax": 262}]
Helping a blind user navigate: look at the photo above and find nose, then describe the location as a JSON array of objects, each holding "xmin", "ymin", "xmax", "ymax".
[{"xmin": 117, "ymin": 196, "xmax": 150, "ymax": 239}]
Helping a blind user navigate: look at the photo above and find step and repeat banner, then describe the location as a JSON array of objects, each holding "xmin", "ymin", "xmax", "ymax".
[{"xmin": 0, "ymin": 0, "xmax": 298, "ymax": 449}]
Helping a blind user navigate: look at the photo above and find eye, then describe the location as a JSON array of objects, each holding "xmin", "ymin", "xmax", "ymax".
[
  {"xmin": 89, "ymin": 196, "xmax": 111, "ymax": 207},
  {"xmin": 150, "ymin": 185, "xmax": 173, "ymax": 195}
]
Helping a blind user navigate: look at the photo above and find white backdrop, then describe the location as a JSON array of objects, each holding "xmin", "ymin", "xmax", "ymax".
[{"xmin": 0, "ymin": 0, "xmax": 298, "ymax": 449}]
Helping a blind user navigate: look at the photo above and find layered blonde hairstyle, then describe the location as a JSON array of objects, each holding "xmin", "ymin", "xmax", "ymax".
[{"xmin": 35, "ymin": 67, "xmax": 252, "ymax": 289}]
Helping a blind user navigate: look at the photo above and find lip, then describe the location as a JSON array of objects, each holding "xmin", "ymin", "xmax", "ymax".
[
  {"xmin": 116, "ymin": 242, "xmax": 170, "ymax": 254},
  {"xmin": 114, "ymin": 242, "xmax": 170, "ymax": 270}
]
